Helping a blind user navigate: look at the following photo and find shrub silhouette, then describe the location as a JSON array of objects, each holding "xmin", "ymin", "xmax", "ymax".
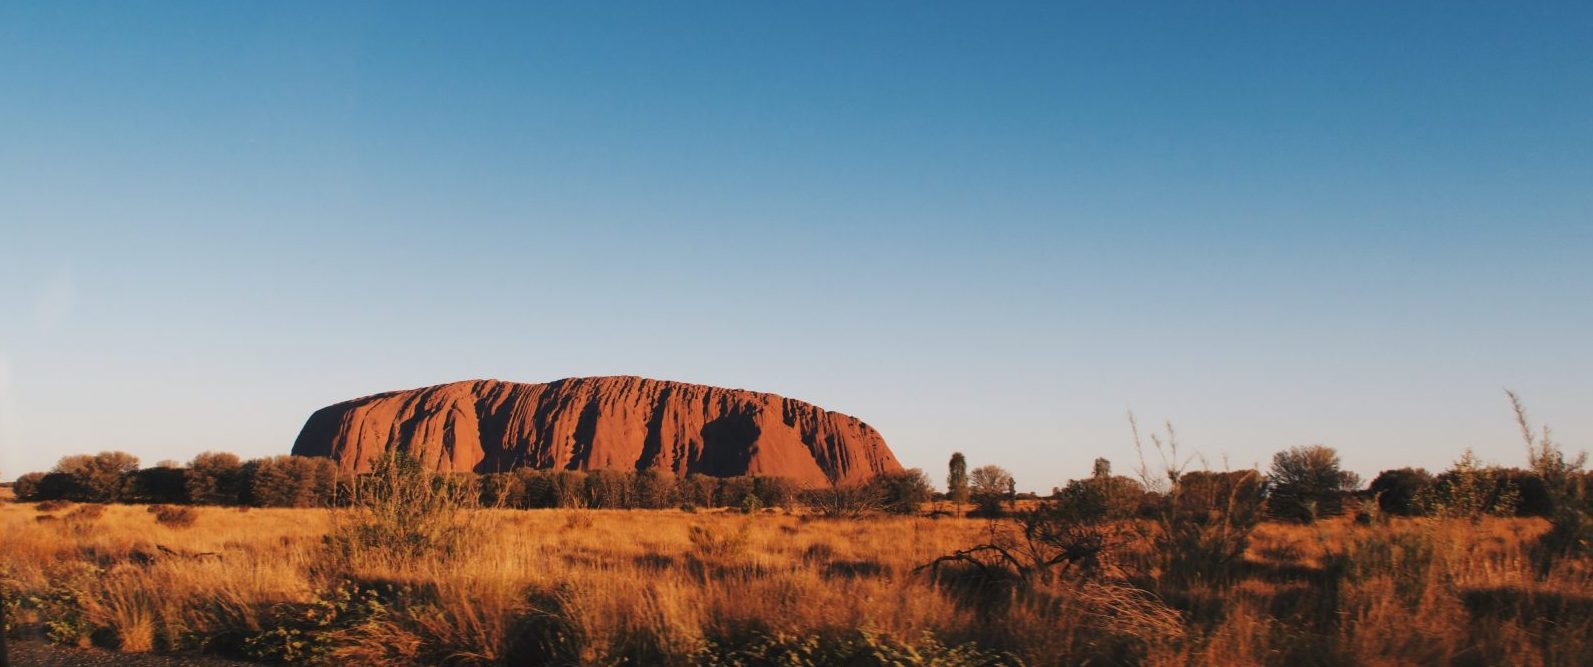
[
  {"xmin": 1130, "ymin": 416, "xmax": 1266, "ymax": 587},
  {"xmin": 1509, "ymin": 390, "xmax": 1593, "ymax": 569},
  {"xmin": 1369, "ymin": 467, "xmax": 1435, "ymax": 516},
  {"xmin": 1267, "ymin": 445, "xmax": 1359, "ymax": 523},
  {"xmin": 1423, "ymin": 450, "xmax": 1519, "ymax": 521},
  {"xmin": 803, "ymin": 478, "xmax": 881, "ymax": 518},
  {"xmin": 130, "ymin": 465, "xmax": 187, "ymax": 504},
  {"xmin": 920, "ymin": 488, "xmax": 1113, "ymax": 588},
  {"xmin": 968, "ymin": 465, "xmax": 1015, "ymax": 517}
]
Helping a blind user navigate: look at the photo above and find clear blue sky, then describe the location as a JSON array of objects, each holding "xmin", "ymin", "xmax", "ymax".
[{"xmin": 3, "ymin": 2, "xmax": 1590, "ymax": 489}]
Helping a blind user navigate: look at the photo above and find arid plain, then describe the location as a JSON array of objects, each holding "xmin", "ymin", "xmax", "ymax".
[{"xmin": 3, "ymin": 483, "xmax": 1591, "ymax": 665}]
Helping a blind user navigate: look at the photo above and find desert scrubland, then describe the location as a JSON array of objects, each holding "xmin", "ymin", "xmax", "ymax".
[{"xmin": 2, "ymin": 497, "xmax": 1590, "ymax": 666}]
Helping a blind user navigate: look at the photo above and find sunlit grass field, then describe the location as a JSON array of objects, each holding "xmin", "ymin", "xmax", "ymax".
[{"xmin": 2, "ymin": 500, "xmax": 1590, "ymax": 666}]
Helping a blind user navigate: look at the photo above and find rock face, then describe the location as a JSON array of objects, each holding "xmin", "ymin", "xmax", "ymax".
[{"xmin": 291, "ymin": 376, "xmax": 902, "ymax": 486}]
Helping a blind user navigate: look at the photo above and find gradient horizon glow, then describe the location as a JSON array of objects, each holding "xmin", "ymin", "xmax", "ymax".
[{"xmin": 3, "ymin": 2, "xmax": 1590, "ymax": 489}]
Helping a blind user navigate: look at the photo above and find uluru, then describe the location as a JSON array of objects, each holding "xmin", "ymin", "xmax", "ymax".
[{"xmin": 290, "ymin": 376, "xmax": 903, "ymax": 486}]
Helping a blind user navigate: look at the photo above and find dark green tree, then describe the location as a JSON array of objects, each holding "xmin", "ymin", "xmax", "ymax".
[
  {"xmin": 753, "ymin": 476, "xmax": 798, "ymax": 510},
  {"xmin": 1368, "ymin": 467, "xmax": 1435, "ymax": 516},
  {"xmin": 131, "ymin": 464, "xmax": 188, "ymax": 504},
  {"xmin": 50, "ymin": 451, "xmax": 140, "ymax": 502},
  {"xmin": 584, "ymin": 470, "xmax": 634, "ymax": 508},
  {"xmin": 682, "ymin": 473, "xmax": 719, "ymax": 508},
  {"xmin": 633, "ymin": 470, "xmax": 679, "ymax": 509},
  {"xmin": 969, "ymin": 464, "xmax": 1015, "ymax": 517},
  {"xmin": 247, "ymin": 455, "xmax": 338, "ymax": 507},
  {"xmin": 1268, "ymin": 445, "xmax": 1360, "ymax": 522},
  {"xmin": 947, "ymin": 452, "xmax": 969, "ymax": 518},
  {"xmin": 871, "ymin": 468, "xmax": 935, "ymax": 514},
  {"xmin": 186, "ymin": 451, "xmax": 246, "ymax": 505},
  {"xmin": 12, "ymin": 472, "xmax": 45, "ymax": 501}
]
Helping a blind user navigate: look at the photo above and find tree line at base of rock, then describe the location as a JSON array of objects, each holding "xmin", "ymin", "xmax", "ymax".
[
  {"xmin": 9, "ymin": 445, "xmax": 1589, "ymax": 524},
  {"xmin": 8, "ymin": 450, "xmax": 941, "ymax": 513}
]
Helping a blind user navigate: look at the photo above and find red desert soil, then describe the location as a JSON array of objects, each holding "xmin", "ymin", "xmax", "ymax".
[
  {"xmin": 9, "ymin": 641, "xmax": 252, "ymax": 666},
  {"xmin": 292, "ymin": 375, "xmax": 902, "ymax": 486}
]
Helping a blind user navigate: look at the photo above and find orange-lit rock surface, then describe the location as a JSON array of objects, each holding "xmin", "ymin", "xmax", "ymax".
[{"xmin": 291, "ymin": 376, "xmax": 901, "ymax": 486}]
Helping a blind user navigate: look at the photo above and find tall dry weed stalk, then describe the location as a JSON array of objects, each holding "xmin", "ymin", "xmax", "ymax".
[
  {"xmin": 1509, "ymin": 390, "xmax": 1592, "ymax": 569},
  {"xmin": 1129, "ymin": 413, "xmax": 1265, "ymax": 587}
]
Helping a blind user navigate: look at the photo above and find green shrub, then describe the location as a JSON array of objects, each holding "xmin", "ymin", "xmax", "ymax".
[
  {"xmin": 243, "ymin": 581, "xmax": 389, "ymax": 663},
  {"xmin": 739, "ymin": 493, "xmax": 764, "ymax": 514},
  {"xmin": 25, "ymin": 563, "xmax": 102, "ymax": 648},
  {"xmin": 871, "ymin": 469, "xmax": 936, "ymax": 515},
  {"xmin": 13, "ymin": 472, "xmax": 45, "ymax": 501},
  {"xmin": 1421, "ymin": 450, "xmax": 1519, "ymax": 521},
  {"xmin": 697, "ymin": 629, "xmax": 1021, "ymax": 666},
  {"xmin": 326, "ymin": 451, "xmax": 478, "ymax": 570}
]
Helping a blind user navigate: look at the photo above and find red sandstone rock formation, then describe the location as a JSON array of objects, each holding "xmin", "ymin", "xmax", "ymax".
[{"xmin": 291, "ymin": 376, "xmax": 901, "ymax": 486}]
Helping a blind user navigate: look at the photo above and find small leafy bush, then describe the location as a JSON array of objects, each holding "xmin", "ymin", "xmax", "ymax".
[
  {"xmin": 325, "ymin": 451, "xmax": 478, "ymax": 570},
  {"xmin": 64, "ymin": 504, "xmax": 106, "ymax": 521},
  {"xmin": 60, "ymin": 504, "xmax": 108, "ymax": 534},
  {"xmin": 243, "ymin": 581, "xmax": 390, "ymax": 663},
  {"xmin": 689, "ymin": 522, "xmax": 752, "ymax": 561},
  {"xmin": 154, "ymin": 505, "xmax": 198, "ymax": 528},
  {"xmin": 25, "ymin": 563, "xmax": 103, "ymax": 648},
  {"xmin": 35, "ymin": 499, "xmax": 72, "ymax": 512},
  {"xmin": 697, "ymin": 630, "xmax": 1021, "ymax": 666},
  {"xmin": 1421, "ymin": 450, "xmax": 1520, "ymax": 521}
]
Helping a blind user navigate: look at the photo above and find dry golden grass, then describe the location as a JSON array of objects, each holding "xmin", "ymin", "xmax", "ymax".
[{"xmin": 2, "ymin": 503, "xmax": 1590, "ymax": 665}]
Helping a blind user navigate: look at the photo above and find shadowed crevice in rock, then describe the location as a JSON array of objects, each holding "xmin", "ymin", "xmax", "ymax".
[
  {"xmin": 695, "ymin": 410, "xmax": 760, "ymax": 478},
  {"xmin": 636, "ymin": 383, "xmax": 674, "ymax": 472},
  {"xmin": 568, "ymin": 398, "xmax": 601, "ymax": 470}
]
